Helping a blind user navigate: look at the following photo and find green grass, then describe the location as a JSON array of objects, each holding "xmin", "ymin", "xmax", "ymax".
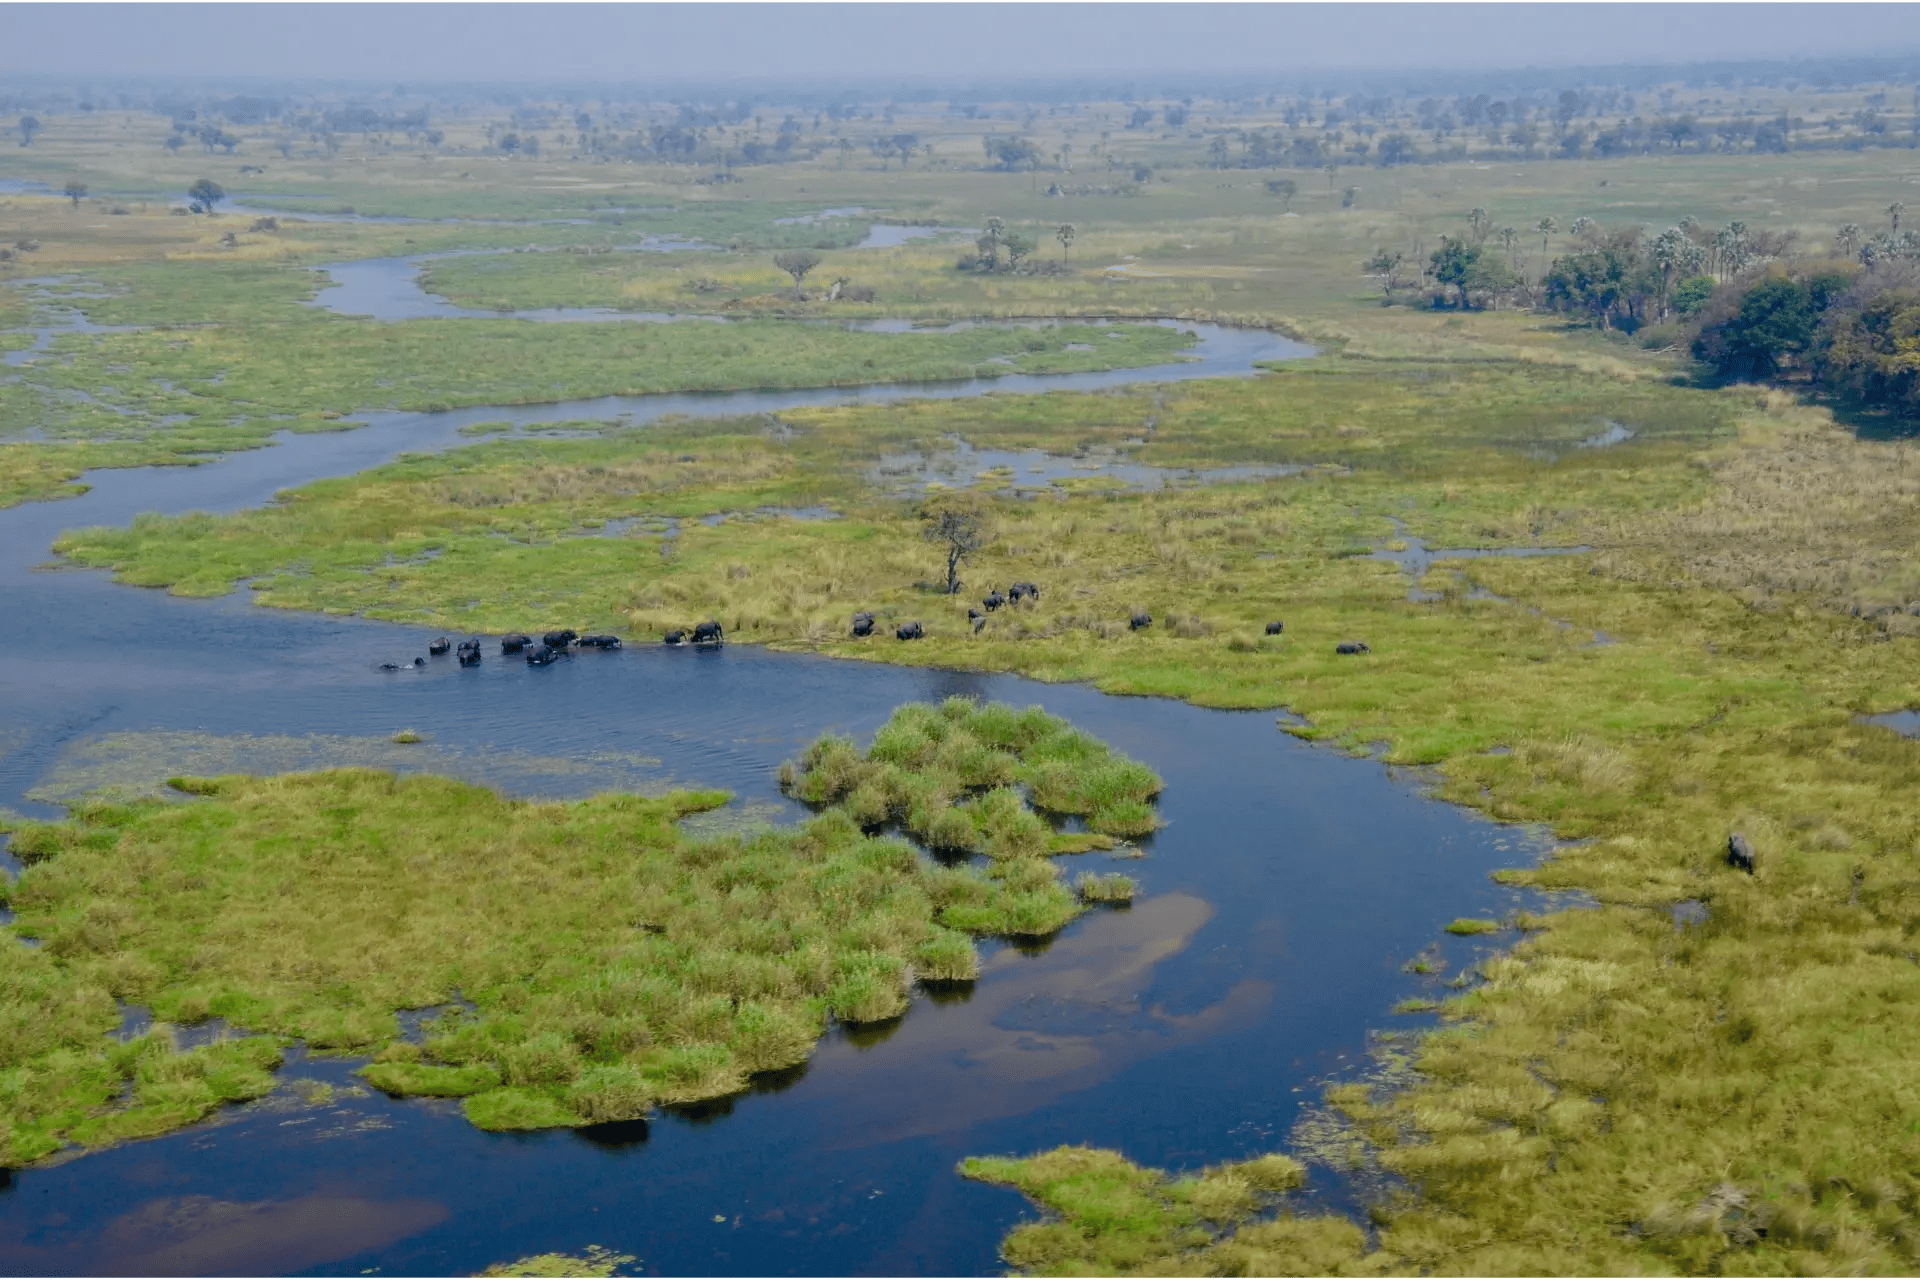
[
  {"xmin": 960, "ymin": 1146, "xmax": 1354, "ymax": 1277},
  {"xmin": 0, "ymin": 700, "xmax": 1142, "ymax": 1165}
]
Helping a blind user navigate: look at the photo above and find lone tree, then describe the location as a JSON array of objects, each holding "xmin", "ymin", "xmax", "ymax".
[
  {"xmin": 186, "ymin": 178, "xmax": 225, "ymax": 215},
  {"xmin": 1363, "ymin": 248, "xmax": 1404, "ymax": 301},
  {"xmin": 773, "ymin": 248, "xmax": 821, "ymax": 299},
  {"xmin": 1056, "ymin": 222, "xmax": 1076, "ymax": 263},
  {"xmin": 62, "ymin": 179, "xmax": 86, "ymax": 208},
  {"xmin": 921, "ymin": 495, "xmax": 988, "ymax": 595},
  {"xmin": 1265, "ymin": 177, "xmax": 1298, "ymax": 211},
  {"xmin": 18, "ymin": 115, "xmax": 39, "ymax": 147},
  {"xmin": 1002, "ymin": 231, "xmax": 1035, "ymax": 271}
]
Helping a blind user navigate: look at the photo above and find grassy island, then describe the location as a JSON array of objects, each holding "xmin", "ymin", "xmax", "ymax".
[{"xmin": 0, "ymin": 700, "xmax": 1156, "ymax": 1165}]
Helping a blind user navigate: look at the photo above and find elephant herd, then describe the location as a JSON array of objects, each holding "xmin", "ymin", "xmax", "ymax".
[
  {"xmin": 379, "ymin": 589, "xmax": 1374, "ymax": 670},
  {"xmin": 381, "ymin": 625, "xmax": 697, "ymax": 672},
  {"xmin": 839, "ymin": 579, "xmax": 1369, "ymax": 653}
]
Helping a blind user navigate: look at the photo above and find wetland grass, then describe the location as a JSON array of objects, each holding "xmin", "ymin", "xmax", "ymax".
[
  {"xmin": 19, "ymin": 124, "xmax": 1920, "ymax": 1271},
  {"xmin": 0, "ymin": 702, "xmax": 1147, "ymax": 1163}
]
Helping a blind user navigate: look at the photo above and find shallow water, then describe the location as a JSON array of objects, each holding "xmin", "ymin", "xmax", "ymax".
[
  {"xmin": 0, "ymin": 276, "xmax": 1548, "ymax": 1274},
  {"xmin": 1862, "ymin": 710, "xmax": 1920, "ymax": 738}
]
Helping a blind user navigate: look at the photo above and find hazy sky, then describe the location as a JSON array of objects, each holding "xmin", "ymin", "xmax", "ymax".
[{"xmin": 4, "ymin": 3, "xmax": 1914, "ymax": 84}]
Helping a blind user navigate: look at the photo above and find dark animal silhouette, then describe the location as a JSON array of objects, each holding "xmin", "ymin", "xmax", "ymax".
[
  {"xmin": 1336, "ymin": 641, "xmax": 1370, "ymax": 655},
  {"xmin": 576, "ymin": 634, "xmax": 622, "ymax": 650},
  {"xmin": 1727, "ymin": 832, "xmax": 1758, "ymax": 874},
  {"xmin": 501, "ymin": 634, "xmax": 532, "ymax": 654},
  {"xmin": 1265, "ymin": 621, "xmax": 1285, "ymax": 635},
  {"xmin": 896, "ymin": 621, "xmax": 924, "ymax": 640},
  {"xmin": 542, "ymin": 629, "xmax": 578, "ymax": 650},
  {"xmin": 428, "ymin": 637, "xmax": 451, "ymax": 656},
  {"xmin": 1009, "ymin": 582, "xmax": 1040, "ymax": 602},
  {"xmin": 983, "ymin": 591, "xmax": 1006, "ymax": 612},
  {"xmin": 851, "ymin": 612, "xmax": 875, "ymax": 637},
  {"xmin": 968, "ymin": 607, "xmax": 984, "ymax": 623},
  {"xmin": 1129, "ymin": 612, "xmax": 1152, "ymax": 630},
  {"xmin": 973, "ymin": 615, "xmax": 987, "ymax": 634},
  {"xmin": 456, "ymin": 640, "xmax": 481, "ymax": 667},
  {"xmin": 663, "ymin": 629, "xmax": 687, "ymax": 646},
  {"xmin": 378, "ymin": 662, "xmax": 401, "ymax": 672},
  {"xmin": 693, "ymin": 620, "xmax": 724, "ymax": 646},
  {"xmin": 526, "ymin": 645, "xmax": 560, "ymax": 666}
]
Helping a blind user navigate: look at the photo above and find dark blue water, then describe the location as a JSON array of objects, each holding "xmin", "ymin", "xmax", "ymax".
[{"xmin": 0, "ymin": 280, "xmax": 1543, "ymax": 1275}]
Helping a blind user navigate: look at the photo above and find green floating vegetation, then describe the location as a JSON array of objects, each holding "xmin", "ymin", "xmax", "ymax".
[
  {"xmin": 1442, "ymin": 917, "xmax": 1501, "ymax": 936},
  {"xmin": 960, "ymin": 1145, "xmax": 1359, "ymax": 1277},
  {"xmin": 0, "ymin": 700, "xmax": 1153, "ymax": 1163},
  {"xmin": 779, "ymin": 697, "xmax": 1164, "ymax": 842},
  {"xmin": 480, "ymin": 1244, "xmax": 637, "ymax": 1278}
]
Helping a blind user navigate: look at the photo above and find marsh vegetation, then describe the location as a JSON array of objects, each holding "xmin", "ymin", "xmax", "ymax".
[{"xmin": 9, "ymin": 56, "xmax": 1920, "ymax": 1275}]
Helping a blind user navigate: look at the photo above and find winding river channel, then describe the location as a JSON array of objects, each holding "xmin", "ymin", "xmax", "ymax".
[{"xmin": 0, "ymin": 254, "xmax": 1557, "ymax": 1276}]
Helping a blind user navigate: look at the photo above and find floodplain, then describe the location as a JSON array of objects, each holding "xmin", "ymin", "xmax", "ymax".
[{"xmin": 6, "ymin": 70, "xmax": 1920, "ymax": 1275}]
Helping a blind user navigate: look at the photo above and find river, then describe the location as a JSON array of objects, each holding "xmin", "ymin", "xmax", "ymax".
[{"xmin": 0, "ymin": 254, "xmax": 1552, "ymax": 1277}]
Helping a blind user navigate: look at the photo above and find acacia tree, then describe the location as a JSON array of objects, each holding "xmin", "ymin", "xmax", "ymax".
[
  {"xmin": 1364, "ymin": 248, "xmax": 1404, "ymax": 301},
  {"xmin": 186, "ymin": 178, "xmax": 225, "ymax": 214},
  {"xmin": 921, "ymin": 496, "xmax": 988, "ymax": 595},
  {"xmin": 62, "ymin": 179, "xmax": 86, "ymax": 208},
  {"xmin": 772, "ymin": 249, "xmax": 821, "ymax": 299},
  {"xmin": 1002, "ymin": 231, "xmax": 1035, "ymax": 271},
  {"xmin": 1265, "ymin": 177, "xmax": 1297, "ymax": 210},
  {"xmin": 17, "ymin": 115, "xmax": 39, "ymax": 147}
]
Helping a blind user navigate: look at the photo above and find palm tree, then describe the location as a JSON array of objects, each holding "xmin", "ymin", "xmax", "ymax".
[
  {"xmin": 1889, "ymin": 201, "xmax": 1906, "ymax": 235},
  {"xmin": 1466, "ymin": 206, "xmax": 1491, "ymax": 243},
  {"xmin": 1535, "ymin": 215, "xmax": 1557, "ymax": 258},
  {"xmin": 1056, "ymin": 222, "xmax": 1076, "ymax": 264},
  {"xmin": 1498, "ymin": 226, "xmax": 1519, "ymax": 266},
  {"xmin": 1836, "ymin": 223, "xmax": 1862, "ymax": 258}
]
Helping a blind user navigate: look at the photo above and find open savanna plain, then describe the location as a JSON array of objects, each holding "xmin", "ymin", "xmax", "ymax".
[{"xmin": 10, "ymin": 106, "xmax": 1920, "ymax": 1274}]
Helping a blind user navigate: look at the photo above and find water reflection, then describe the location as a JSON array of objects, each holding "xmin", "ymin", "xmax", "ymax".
[{"xmin": 3, "ymin": 1192, "xmax": 448, "ymax": 1277}]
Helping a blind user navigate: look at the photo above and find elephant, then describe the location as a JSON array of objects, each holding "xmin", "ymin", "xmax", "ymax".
[
  {"xmin": 428, "ymin": 637, "xmax": 451, "ymax": 656},
  {"xmin": 896, "ymin": 621, "xmax": 924, "ymax": 640},
  {"xmin": 501, "ymin": 634, "xmax": 533, "ymax": 654},
  {"xmin": 663, "ymin": 629, "xmax": 687, "ymax": 646},
  {"xmin": 983, "ymin": 591, "xmax": 1007, "ymax": 612},
  {"xmin": 1265, "ymin": 621, "xmax": 1286, "ymax": 635},
  {"xmin": 526, "ymin": 645, "xmax": 560, "ymax": 666},
  {"xmin": 1727, "ymin": 832, "xmax": 1758, "ymax": 874},
  {"xmin": 456, "ymin": 640, "xmax": 482, "ymax": 667},
  {"xmin": 542, "ymin": 629, "xmax": 578, "ymax": 650},
  {"xmin": 577, "ymin": 635, "xmax": 622, "ymax": 650},
  {"xmin": 1009, "ymin": 582, "xmax": 1041, "ymax": 602},
  {"xmin": 1336, "ymin": 641, "xmax": 1370, "ymax": 655},
  {"xmin": 851, "ymin": 612, "xmax": 876, "ymax": 638},
  {"xmin": 1129, "ymin": 612, "xmax": 1152, "ymax": 631},
  {"xmin": 693, "ymin": 620, "xmax": 725, "ymax": 646}
]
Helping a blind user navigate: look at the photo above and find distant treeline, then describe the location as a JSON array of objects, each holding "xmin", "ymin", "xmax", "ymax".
[{"xmin": 8, "ymin": 53, "xmax": 1920, "ymax": 110}]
